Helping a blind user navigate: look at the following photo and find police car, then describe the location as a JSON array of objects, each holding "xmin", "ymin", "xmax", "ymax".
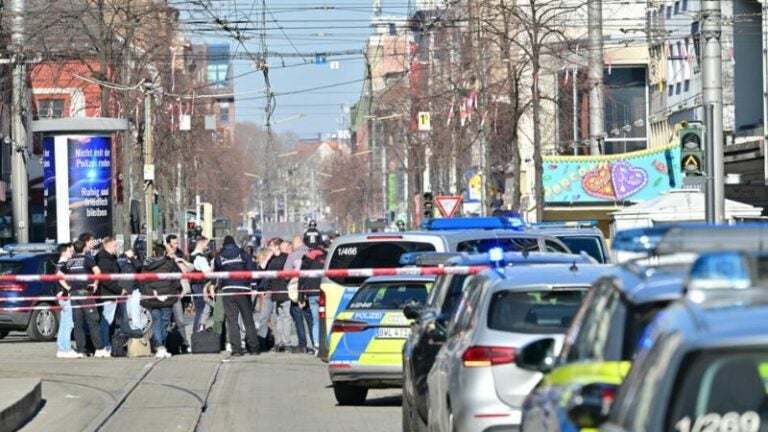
[
  {"xmin": 328, "ymin": 275, "xmax": 435, "ymax": 405},
  {"xmin": 587, "ymin": 251, "xmax": 768, "ymax": 431}
]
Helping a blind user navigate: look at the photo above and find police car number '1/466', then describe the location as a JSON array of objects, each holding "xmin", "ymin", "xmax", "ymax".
[
  {"xmin": 378, "ymin": 327, "xmax": 410, "ymax": 338},
  {"xmin": 675, "ymin": 411, "xmax": 760, "ymax": 432}
]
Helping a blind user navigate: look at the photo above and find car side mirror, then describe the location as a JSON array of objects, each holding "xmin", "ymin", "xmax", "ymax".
[
  {"xmin": 426, "ymin": 320, "xmax": 448, "ymax": 344},
  {"xmin": 403, "ymin": 303, "xmax": 422, "ymax": 320},
  {"xmin": 566, "ymin": 383, "xmax": 619, "ymax": 429},
  {"xmin": 515, "ymin": 337, "xmax": 556, "ymax": 373}
]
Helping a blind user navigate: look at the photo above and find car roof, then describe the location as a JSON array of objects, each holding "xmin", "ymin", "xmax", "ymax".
[
  {"xmin": 446, "ymin": 251, "xmax": 595, "ymax": 266},
  {"xmin": 652, "ymin": 291, "xmax": 768, "ymax": 347},
  {"xmin": 478, "ymin": 263, "xmax": 613, "ymax": 290},
  {"xmin": 333, "ymin": 230, "xmax": 558, "ymax": 244},
  {"xmin": 363, "ymin": 275, "xmax": 437, "ymax": 284},
  {"xmin": 527, "ymin": 227, "xmax": 605, "ymax": 237}
]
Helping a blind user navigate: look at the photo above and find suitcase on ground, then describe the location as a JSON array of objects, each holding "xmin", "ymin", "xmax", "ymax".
[
  {"xmin": 112, "ymin": 332, "xmax": 128, "ymax": 357},
  {"xmin": 192, "ymin": 330, "xmax": 221, "ymax": 354},
  {"xmin": 127, "ymin": 337, "xmax": 151, "ymax": 357},
  {"xmin": 165, "ymin": 328, "xmax": 185, "ymax": 355}
]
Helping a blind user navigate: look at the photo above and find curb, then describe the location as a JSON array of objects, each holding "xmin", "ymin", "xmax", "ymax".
[{"xmin": 0, "ymin": 378, "xmax": 42, "ymax": 432}]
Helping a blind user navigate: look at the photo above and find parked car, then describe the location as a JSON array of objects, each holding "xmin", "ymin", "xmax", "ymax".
[
  {"xmin": 402, "ymin": 250, "xmax": 597, "ymax": 432},
  {"xmin": 328, "ymin": 275, "xmax": 436, "ymax": 405},
  {"xmin": 0, "ymin": 248, "xmax": 61, "ymax": 341},
  {"xmin": 426, "ymin": 263, "xmax": 611, "ymax": 432},
  {"xmin": 527, "ymin": 221, "xmax": 611, "ymax": 263}
]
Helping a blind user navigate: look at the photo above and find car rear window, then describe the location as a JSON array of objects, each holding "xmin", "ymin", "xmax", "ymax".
[
  {"xmin": 557, "ymin": 236, "xmax": 606, "ymax": 263},
  {"xmin": 487, "ymin": 289, "xmax": 587, "ymax": 334},
  {"xmin": 347, "ymin": 283, "xmax": 431, "ymax": 310},
  {"xmin": 456, "ymin": 238, "xmax": 539, "ymax": 253},
  {"xmin": 0, "ymin": 261, "xmax": 23, "ymax": 275},
  {"xmin": 328, "ymin": 241, "xmax": 436, "ymax": 286}
]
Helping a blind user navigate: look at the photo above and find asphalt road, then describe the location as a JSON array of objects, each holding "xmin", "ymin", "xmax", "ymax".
[{"xmin": 0, "ymin": 331, "xmax": 401, "ymax": 432}]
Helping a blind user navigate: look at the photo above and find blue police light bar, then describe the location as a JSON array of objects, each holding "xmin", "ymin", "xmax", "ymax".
[
  {"xmin": 488, "ymin": 247, "xmax": 504, "ymax": 263},
  {"xmin": 612, "ymin": 223, "xmax": 768, "ymax": 255},
  {"xmin": 529, "ymin": 220, "xmax": 598, "ymax": 229},
  {"xmin": 420, "ymin": 216, "xmax": 526, "ymax": 231}
]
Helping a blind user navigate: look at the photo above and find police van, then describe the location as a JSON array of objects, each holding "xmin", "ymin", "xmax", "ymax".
[{"xmin": 317, "ymin": 221, "xmax": 573, "ymax": 360}]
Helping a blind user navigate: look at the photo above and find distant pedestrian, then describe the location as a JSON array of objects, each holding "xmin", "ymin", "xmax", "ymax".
[
  {"xmin": 166, "ymin": 234, "xmax": 191, "ymax": 353},
  {"xmin": 266, "ymin": 238, "xmax": 291, "ymax": 352},
  {"xmin": 303, "ymin": 220, "xmax": 322, "ymax": 249},
  {"xmin": 300, "ymin": 246, "xmax": 327, "ymax": 353},
  {"xmin": 190, "ymin": 236, "xmax": 212, "ymax": 332},
  {"xmin": 286, "ymin": 235, "xmax": 312, "ymax": 354},
  {"xmin": 60, "ymin": 239, "xmax": 109, "ymax": 358},
  {"xmin": 96, "ymin": 236, "xmax": 121, "ymax": 354},
  {"xmin": 255, "ymin": 245, "xmax": 275, "ymax": 349},
  {"xmin": 142, "ymin": 243, "xmax": 182, "ymax": 358},
  {"xmin": 55, "ymin": 243, "xmax": 81, "ymax": 358},
  {"xmin": 214, "ymin": 235, "xmax": 260, "ymax": 356}
]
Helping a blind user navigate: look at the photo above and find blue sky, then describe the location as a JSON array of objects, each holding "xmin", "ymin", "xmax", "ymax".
[{"xmin": 193, "ymin": 1, "xmax": 411, "ymax": 138}]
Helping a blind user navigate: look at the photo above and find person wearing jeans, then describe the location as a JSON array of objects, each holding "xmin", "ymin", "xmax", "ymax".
[
  {"xmin": 55, "ymin": 242, "xmax": 79, "ymax": 359},
  {"xmin": 306, "ymin": 296, "xmax": 319, "ymax": 349},
  {"xmin": 150, "ymin": 307, "xmax": 173, "ymax": 354},
  {"xmin": 289, "ymin": 302, "xmax": 309, "ymax": 352},
  {"xmin": 141, "ymin": 243, "xmax": 182, "ymax": 358}
]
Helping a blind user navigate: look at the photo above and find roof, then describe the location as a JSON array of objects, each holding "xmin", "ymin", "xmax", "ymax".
[
  {"xmin": 527, "ymin": 227, "xmax": 604, "ymax": 237},
  {"xmin": 446, "ymin": 252, "xmax": 596, "ymax": 267},
  {"xmin": 363, "ymin": 275, "xmax": 437, "ymax": 284},
  {"xmin": 479, "ymin": 263, "xmax": 613, "ymax": 290},
  {"xmin": 335, "ymin": 230, "xmax": 556, "ymax": 244},
  {"xmin": 612, "ymin": 189, "xmax": 762, "ymax": 218}
]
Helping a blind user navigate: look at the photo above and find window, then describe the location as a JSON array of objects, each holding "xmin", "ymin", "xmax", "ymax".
[
  {"xmin": 545, "ymin": 240, "xmax": 569, "ymax": 253},
  {"xmin": 684, "ymin": 80, "xmax": 690, "ymax": 92},
  {"xmin": 456, "ymin": 237, "xmax": 539, "ymax": 253},
  {"xmin": 486, "ymin": 289, "xmax": 586, "ymax": 334},
  {"xmin": 207, "ymin": 63, "xmax": 229, "ymax": 88},
  {"xmin": 347, "ymin": 283, "xmax": 431, "ymax": 310},
  {"xmin": 564, "ymin": 282, "xmax": 625, "ymax": 362},
  {"xmin": 669, "ymin": 84, "xmax": 675, "ymax": 96},
  {"xmin": 0, "ymin": 262, "xmax": 22, "ymax": 275},
  {"xmin": 328, "ymin": 241, "xmax": 437, "ymax": 286},
  {"xmin": 36, "ymin": 99, "xmax": 65, "ymax": 118},
  {"xmin": 556, "ymin": 236, "xmax": 606, "ymax": 263},
  {"xmin": 451, "ymin": 278, "xmax": 484, "ymax": 334},
  {"xmin": 676, "ymin": 83, "xmax": 681, "ymax": 95},
  {"xmin": 665, "ymin": 350, "xmax": 768, "ymax": 432},
  {"xmin": 440, "ymin": 274, "xmax": 473, "ymax": 317},
  {"xmin": 674, "ymin": 1, "xmax": 680, "ymax": 14},
  {"xmin": 682, "ymin": 0, "xmax": 688, "ymax": 11},
  {"xmin": 220, "ymin": 106, "xmax": 230, "ymax": 123},
  {"xmin": 666, "ymin": 6, "xmax": 672, "ymax": 18}
]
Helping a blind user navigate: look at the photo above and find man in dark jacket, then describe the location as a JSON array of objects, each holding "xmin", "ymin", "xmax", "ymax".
[
  {"xmin": 117, "ymin": 249, "xmax": 144, "ymax": 336},
  {"xmin": 142, "ymin": 243, "xmax": 181, "ymax": 358},
  {"xmin": 299, "ymin": 247, "xmax": 326, "ymax": 353},
  {"xmin": 96, "ymin": 237, "xmax": 122, "ymax": 353},
  {"xmin": 265, "ymin": 238, "xmax": 290, "ymax": 351},
  {"xmin": 214, "ymin": 235, "xmax": 259, "ymax": 356}
]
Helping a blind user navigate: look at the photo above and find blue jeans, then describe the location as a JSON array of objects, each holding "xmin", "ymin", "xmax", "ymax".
[
  {"xmin": 308, "ymin": 296, "xmax": 319, "ymax": 348},
  {"xmin": 192, "ymin": 284, "xmax": 207, "ymax": 332},
  {"xmin": 57, "ymin": 299, "xmax": 73, "ymax": 352},
  {"xmin": 289, "ymin": 303, "xmax": 307, "ymax": 348},
  {"xmin": 150, "ymin": 308, "xmax": 173, "ymax": 348},
  {"xmin": 100, "ymin": 300, "xmax": 118, "ymax": 348}
]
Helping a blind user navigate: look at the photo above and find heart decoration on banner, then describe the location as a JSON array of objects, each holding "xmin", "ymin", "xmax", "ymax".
[{"xmin": 582, "ymin": 161, "xmax": 648, "ymax": 201}]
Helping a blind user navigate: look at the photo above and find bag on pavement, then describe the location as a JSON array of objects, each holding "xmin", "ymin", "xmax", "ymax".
[
  {"xmin": 192, "ymin": 329, "xmax": 221, "ymax": 354},
  {"xmin": 112, "ymin": 332, "xmax": 129, "ymax": 357},
  {"xmin": 127, "ymin": 337, "xmax": 151, "ymax": 357},
  {"xmin": 126, "ymin": 289, "xmax": 143, "ymax": 332}
]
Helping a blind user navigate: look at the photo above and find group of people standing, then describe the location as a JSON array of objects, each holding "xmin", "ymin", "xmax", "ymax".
[{"xmin": 53, "ymin": 224, "xmax": 328, "ymax": 359}]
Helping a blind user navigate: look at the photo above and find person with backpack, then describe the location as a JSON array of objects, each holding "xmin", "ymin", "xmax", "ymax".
[
  {"xmin": 142, "ymin": 242, "xmax": 182, "ymax": 358},
  {"xmin": 214, "ymin": 235, "xmax": 260, "ymax": 356}
]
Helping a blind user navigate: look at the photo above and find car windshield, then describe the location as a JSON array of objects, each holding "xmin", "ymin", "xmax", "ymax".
[
  {"xmin": 456, "ymin": 237, "xmax": 539, "ymax": 253},
  {"xmin": 0, "ymin": 261, "xmax": 23, "ymax": 275},
  {"xmin": 557, "ymin": 236, "xmax": 605, "ymax": 263},
  {"xmin": 347, "ymin": 282, "xmax": 431, "ymax": 310},
  {"xmin": 328, "ymin": 241, "xmax": 436, "ymax": 286},
  {"xmin": 666, "ymin": 349, "xmax": 768, "ymax": 432},
  {"xmin": 487, "ymin": 289, "xmax": 587, "ymax": 334}
]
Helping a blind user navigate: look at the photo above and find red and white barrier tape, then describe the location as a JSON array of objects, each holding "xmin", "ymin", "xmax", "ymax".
[
  {"xmin": 0, "ymin": 265, "xmax": 487, "ymax": 283},
  {"xmin": 0, "ymin": 289, "xmax": 321, "ymax": 303}
]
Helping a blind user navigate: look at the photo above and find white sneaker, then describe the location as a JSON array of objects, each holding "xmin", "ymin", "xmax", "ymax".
[
  {"xmin": 94, "ymin": 348, "xmax": 111, "ymax": 358},
  {"xmin": 155, "ymin": 347, "xmax": 172, "ymax": 358},
  {"xmin": 56, "ymin": 350, "xmax": 79, "ymax": 359},
  {"xmin": 225, "ymin": 343, "xmax": 232, "ymax": 353}
]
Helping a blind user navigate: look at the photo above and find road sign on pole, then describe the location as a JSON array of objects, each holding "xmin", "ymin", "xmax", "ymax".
[
  {"xmin": 435, "ymin": 195, "xmax": 462, "ymax": 217},
  {"xmin": 418, "ymin": 111, "xmax": 431, "ymax": 131}
]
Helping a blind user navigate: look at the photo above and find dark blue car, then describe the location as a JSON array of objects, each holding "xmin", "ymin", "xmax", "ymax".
[{"xmin": 0, "ymin": 252, "xmax": 61, "ymax": 341}]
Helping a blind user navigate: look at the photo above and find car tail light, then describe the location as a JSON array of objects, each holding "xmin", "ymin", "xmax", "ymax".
[
  {"xmin": 319, "ymin": 290, "xmax": 326, "ymax": 320},
  {"xmin": 331, "ymin": 319, "xmax": 368, "ymax": 333},
  {"xmin": 601, "ymin": 387, "xmax": 617, "ymax": 405},
  {"xmin": 0, "ymin": 283, "xmax": 26, "ymax": 292},
  {"xmin": 462, "ymin": 346, "xmax": 516, "ymax": 367}
]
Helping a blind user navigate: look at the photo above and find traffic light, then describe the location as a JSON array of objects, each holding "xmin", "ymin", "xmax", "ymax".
[
  {"xmin": 423, "ymin": 192, "xmax": 434, "ymax": 220},
  {"xmin": 680, "ymin": 122, "xmax": 705, "ymax": 176},
  {"xmin": 186, "ymin": 221, "xmax": 197, "ymax": 239}
]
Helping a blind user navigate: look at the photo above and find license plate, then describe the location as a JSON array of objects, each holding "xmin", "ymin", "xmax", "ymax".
[{"xmin": 378, "ymin": 327, "xmax": 410, "ymax": 338}]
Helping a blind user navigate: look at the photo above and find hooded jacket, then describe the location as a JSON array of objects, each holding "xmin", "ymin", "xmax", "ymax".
[
  {"xmin": 299, "ymin": 248, "xmax": 326, "ymax": 297},
  {"xmin": 96, "ymin": 248, "xmax": 121, "ymax": 296},
  {"xmin": 213, "ymin": 243, "xmax": 255, "ymax": 289},
  {"xmin": 140, "ymin": 255, "xmax": 181, "ymax": 309},
  {"xmin": 266, "ymin": 252, "xmax": 290, "ymax": 303},
  {"xmin": 118, "ymin": 255, "xmax": 143, "ymax": 293}
]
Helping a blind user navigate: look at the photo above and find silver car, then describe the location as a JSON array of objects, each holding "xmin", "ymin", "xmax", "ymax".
[{"xmin": 426, "ymin": 263, "xmax": 611, "ymax": 432}]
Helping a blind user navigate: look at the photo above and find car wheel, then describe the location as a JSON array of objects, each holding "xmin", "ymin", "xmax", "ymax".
[
  {"xmin": 27, "ymin": 306, "xmax": 58, "ymax": 341},
  {"xmin": 403, "ymin": 388, "xmax": 428, "ymax": 432},
  {"xmin": 0, "ymin": 330, "xmax": 8, "ymax": 339},
  {"xmin": 333, "ymin": 382, "xmax": 368, "ymax": 406}
]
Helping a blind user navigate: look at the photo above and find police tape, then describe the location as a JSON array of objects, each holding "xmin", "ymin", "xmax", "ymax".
[
  {"xmin": 0, "ymin": 288, "xmax": 321, "ymax": 304},
  {"xmin": 0, "ymin": 265, "xmax": 487, "ymax": 283}
]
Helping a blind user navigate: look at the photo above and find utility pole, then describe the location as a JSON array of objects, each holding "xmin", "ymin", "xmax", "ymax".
[
  {"xmin": 762, "ymin": 1, "xmax": 768, "ymax": 185},
  {"xmin": 587, "ymin": 0, "xmax": 604, "ymax": 155},
  {"xmin": 143, "ymin": 82, "xmax": 155, "ymax": 255},
  {"xmin": 702, "ymin": 0, "xmax": 725, "ymax": 222},
  {"xmin": 11, "ymin": 0, "xmax": 29, "ymax": 242}
]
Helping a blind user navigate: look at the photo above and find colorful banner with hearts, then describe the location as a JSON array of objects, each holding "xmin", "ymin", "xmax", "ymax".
[{"xmin": 543, "ymin": 143, "xmax": 682, "ymax": 204}]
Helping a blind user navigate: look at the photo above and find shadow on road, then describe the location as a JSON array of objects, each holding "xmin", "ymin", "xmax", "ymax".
[{"xmin": 364, "ymin": 395, "xmax": 402, "ymax": 407}]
